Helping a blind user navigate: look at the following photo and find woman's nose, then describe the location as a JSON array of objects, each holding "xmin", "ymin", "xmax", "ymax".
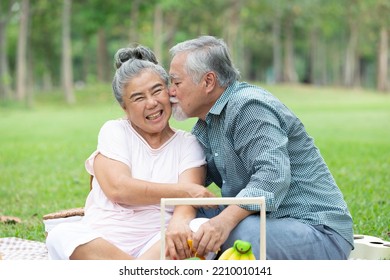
[{"xmin": 146, "ymin": 96, "xmax": 158, "ymax": 108}]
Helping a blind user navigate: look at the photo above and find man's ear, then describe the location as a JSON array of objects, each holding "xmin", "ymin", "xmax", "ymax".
[{"xmin": 204, "ymin": 72, "xmax": 217, "ymax": 92}]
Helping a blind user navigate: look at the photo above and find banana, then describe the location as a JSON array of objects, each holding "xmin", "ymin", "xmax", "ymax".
[
  {"xmin": 218, "ymin": 240, "xmax": 257, "ymax": 260},
  {"xmin": 218, "ymin": 247, "xmax": 235, "ymax": 260}
]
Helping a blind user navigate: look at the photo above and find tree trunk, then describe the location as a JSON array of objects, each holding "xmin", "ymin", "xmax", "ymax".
[
  {"xmin": 81, "ymin": 37, "xmax": 90, "ymax": 83},
  {"xmin": 26, "ymin": 42, "xmax": 34, "ymax": 108},
  {"xmin": 62, "ymin": 0, "xmax": 75, "ymax": 104},
  {"xmin": 283, "ymin": 16, "xmax": 298, "ymax": 83},
  {"xmin": 42, "ymin": 71, "xmax": 53, "ymax": 92},
  {"xmin": 0, "ymin": 0, "xmax": 15, "ymax": 100},
  {"xmin": 0, "ymin": 18, "xmax": 11, "ymax": 100},
  {"xmin": 305, "ymin": 29, "xmax": 315, "ymax": 84},
  {"xmin": 163, "ymin": 14, "xmax": 178, "ymax": 68},
  {"xmin": 309, "ymin": 28, "xmax": 327, "ymax": 86},
  {"xmin": 16, "ymin": 0, "xmax": 29, "ymax": 101},
  {"xmin": 225, "ymin": 0, "xmax": 242, "ymax": 68},
  {"xmin": 344, "ymin": 22, "xmax": 359, "ymax": 87},
  {"xmin": 97, "ymin": 28, "xmax": 109, "ymax": 83},
  {"xmin": 153, "ymin": 4, "xmax": 163, "ymax": 64},
  {"xmin": 272, "ymin": 13, "xmax": 282, "ymax": 83},
  {"xmin": 377, "ymin": 26, "xmax": 388, "ymax": 92},
  {"xmin": 129, "ymin": 0, "xmax": 141, "ymax": 43}
]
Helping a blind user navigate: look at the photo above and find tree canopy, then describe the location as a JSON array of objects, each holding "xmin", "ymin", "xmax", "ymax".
[{"xmin": 1, "ymin": 0, "xmax": 389, "ymax": 104}]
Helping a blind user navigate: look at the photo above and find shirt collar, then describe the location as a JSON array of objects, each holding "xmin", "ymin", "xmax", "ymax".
[
  {"xmin": 192, "ymin": 81, "xmax": 238, "ymax": 147},
  {"xmin": 207, "ymin": 81, "xmax": 238, "ymax": 117}
]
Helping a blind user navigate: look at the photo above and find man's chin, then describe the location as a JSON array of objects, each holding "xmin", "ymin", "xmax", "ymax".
[{"xmin": 172, "ymin": 107, "xmax": 189, "ymax": 121}]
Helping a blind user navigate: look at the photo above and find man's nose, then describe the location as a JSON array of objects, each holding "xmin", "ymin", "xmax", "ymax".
[{"xmin": 168, "ymin": 86, "xmax": 175, "ymax": 96}]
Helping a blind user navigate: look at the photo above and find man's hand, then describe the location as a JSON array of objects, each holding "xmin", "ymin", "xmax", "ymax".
[
  {"xmin": 191, "ymin": 216, "xmax": 230, "ymax": 257},
  {"xmin": 191, "ymin": 205, "xmax": 254, "ymax": 257}
]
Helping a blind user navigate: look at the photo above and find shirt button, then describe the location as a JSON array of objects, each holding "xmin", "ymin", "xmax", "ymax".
[{"xmin": 214, "ymin": 153, "xmax": 218, "ymax": 156}]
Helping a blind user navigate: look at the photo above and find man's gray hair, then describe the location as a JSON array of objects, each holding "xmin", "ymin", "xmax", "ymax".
[{"xmin": 169, "ymin": 35, "xmax": 240, "ymax": 86}]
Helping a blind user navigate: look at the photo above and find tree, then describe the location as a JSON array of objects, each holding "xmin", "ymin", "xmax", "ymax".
[
  {"xmin": 62, "ymin": 0, "xmax": 75, "ymax": 104},
  {"xmin": 16, "ymin": 0, "xmax": 30, "ymax": 102},
  {"xmin": 0, "ymin": 0, "xmax": 16, "ymax": 100},
  {"xmin": 3, "ymin": 0, "xmax": 389, "ymax": 96},
  {"xmin": 377, "ymin": 27, "xmax": 388, "ymax": 92},
  {"xmin": 272, "ymin": 5, "xmax": 283, "ymax": 83},
  {"xmin": 97, "ymin": 28, "xmax": 109, "ymax": 83},
  {"xmin": 282, "ymin": 2, "xmax": 300, "ymax": 83},
  {"xmin": 30, "ymin": 0, "xmax": 62, "ymax": 92},
  {"xmin": 343, "ymin": 0, "xmax": 362, "ymax": 87},
  {"xmin": 129, "ymin": 0, "xmax": 141, "ymax": 43},
  {"xmin": 375, "ymin": 0, "xmax": 390, "ymax": 92},
  {"xmin": 224, "ymin": 0, "xmax": 243, "ymax": 67},
  {"xmin": 153, "ymin": 4, "xmax": 163, "ymax": 63}
]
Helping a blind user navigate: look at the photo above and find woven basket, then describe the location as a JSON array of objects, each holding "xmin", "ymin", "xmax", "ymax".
[{"xmin": 42, "ymin": 207, "xmax": 84, "ymax": 236}]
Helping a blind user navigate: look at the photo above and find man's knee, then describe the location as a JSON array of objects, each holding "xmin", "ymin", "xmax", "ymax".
[{"xmin": 223, "ymin": 214, "xmax": 261, "ymax": 259}]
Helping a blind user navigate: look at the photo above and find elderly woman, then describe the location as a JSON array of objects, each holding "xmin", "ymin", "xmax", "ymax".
[{"xmin": 46, "ymin": 46, "xmax": 215, "ymax": 260}]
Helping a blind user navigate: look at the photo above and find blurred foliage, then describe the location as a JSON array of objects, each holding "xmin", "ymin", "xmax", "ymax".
[{"xmin": 1, "ymin": 0, "xmax": 389, "ymax": 101}]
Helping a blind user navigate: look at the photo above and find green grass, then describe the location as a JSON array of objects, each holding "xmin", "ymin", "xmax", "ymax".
[{"xmin": 1, "ymin": 83, "xmax": 389, "ymax": 243}]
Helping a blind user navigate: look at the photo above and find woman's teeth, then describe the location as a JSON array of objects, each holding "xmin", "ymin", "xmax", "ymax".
[{"xmin": 147, "ymin": 111, "xmax": 161, "ymax": 120}]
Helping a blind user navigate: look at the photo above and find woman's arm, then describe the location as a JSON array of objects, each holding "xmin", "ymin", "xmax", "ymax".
[
  {"xmin": 165, "ymin": 164, "xmax": 207, "ymax": 259},
  {"xmin": 93, "ymin": 153, "xmax": 213, "ymax": 205}
]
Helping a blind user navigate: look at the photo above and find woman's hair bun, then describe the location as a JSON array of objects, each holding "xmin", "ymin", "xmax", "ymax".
[{"xmin": 114, "ymin": 46, "xmax": 158, "ymax": 69}]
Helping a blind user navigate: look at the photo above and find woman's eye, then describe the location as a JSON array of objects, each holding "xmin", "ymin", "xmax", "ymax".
[
  {"xmin": 153, "ymin": 89, "xmax": 162, "ymax": 95},
  {"xmin": 133, "ymin": 97, "xmax": 144, "ymax": 102}
]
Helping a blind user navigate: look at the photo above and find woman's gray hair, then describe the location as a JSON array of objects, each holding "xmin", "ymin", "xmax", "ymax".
[
  {"xmin": 169, "ymin": 35, "xmax": 240, "ymax": 87},
  {"xmin": 112, "ymin": 46, "xmax": 169, "ymax": 106}
]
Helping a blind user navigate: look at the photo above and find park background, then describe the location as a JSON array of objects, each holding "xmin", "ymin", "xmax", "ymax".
[{"xmin": 0, "ymin": 0, "xmax": 389, "ymax": 246}]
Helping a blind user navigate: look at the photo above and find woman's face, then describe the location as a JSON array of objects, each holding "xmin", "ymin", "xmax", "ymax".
[{"xmin": 122, "ymin": 70, "xmax": 172, "ymax": 140}]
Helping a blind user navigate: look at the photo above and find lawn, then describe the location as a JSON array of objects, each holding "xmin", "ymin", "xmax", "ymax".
[{"xmin": 0, "ymin": 83, "xmax": 389, "ymax": 243}]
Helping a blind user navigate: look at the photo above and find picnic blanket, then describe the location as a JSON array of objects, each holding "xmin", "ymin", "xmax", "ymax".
[{"xmin": 0, "ymin": 237, "xmax": 48, "ymax": 260}]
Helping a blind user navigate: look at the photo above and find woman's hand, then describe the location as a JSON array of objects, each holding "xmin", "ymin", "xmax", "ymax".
[
  {"xmin": 183, "ymin": 183, "xmax": 216, "ymax": 199},
  {"xmin": 165, "ymin": 210, "xmax": 193, "ymax": 260}
]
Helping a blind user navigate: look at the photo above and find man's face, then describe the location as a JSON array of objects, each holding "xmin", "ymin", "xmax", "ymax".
[{"xmin": 168, "ymin": 52, "xmax": 204, "ymax": 120}]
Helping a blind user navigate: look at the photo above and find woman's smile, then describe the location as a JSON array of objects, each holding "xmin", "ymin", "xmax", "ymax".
[{"xmin": 146, "ymin": 110, "xmax": 163, "ymax": 121}]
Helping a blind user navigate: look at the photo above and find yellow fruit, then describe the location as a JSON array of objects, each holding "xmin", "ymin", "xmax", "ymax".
[
  {"xmin": 218, "ymin": 247, "xmax": 235, "ymax": 260},
  {"xmin": 218, "ymin": 240, "xmax": 257, "ymax": 260},
  {"xmin": 186, "ymin": 239, "xmax": 206, "ymax": 260},
  {"xmin": 228, "ymin": 250, "xmax": 242, "ymax": 260}
]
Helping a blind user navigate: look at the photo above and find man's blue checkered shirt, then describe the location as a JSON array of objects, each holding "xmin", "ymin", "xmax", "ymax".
[{"xmin": 192, "ymin": 81, "xmax": 354, "ymax": 247}]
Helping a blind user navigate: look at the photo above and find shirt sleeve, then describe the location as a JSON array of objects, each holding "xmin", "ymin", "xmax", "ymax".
[
  {"xmin": 178, "ymin": 131, "xmax": 206, "ymax": 175},
  {"xmin": 85, "ymin": 120, "xmax": 131, "ymax": 176},
  {"xmin": 231, "ymin": 99, "xmax": 291, "ymax": 212}
]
